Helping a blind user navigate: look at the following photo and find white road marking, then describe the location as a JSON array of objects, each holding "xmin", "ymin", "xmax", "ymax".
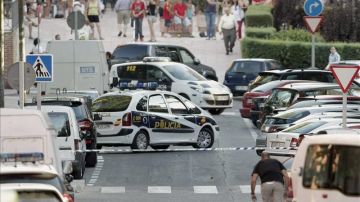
[
  {"xmin": 86, "ymin": 155, "xmax": 104, "ymax": 186},
  {"xmin": 97, "ymin": 156, "xmax": 103, "ymax": 159},
  {"xmin": 239, "ymin": 185, "xmax": 261, "ymax": 194},
  {"xmin": 244, "ymin": 119, "xmax": 258, "ymax": 141},
  {"xmin": 88, "ymin": 179, "xmax": 97, "ymax": 184},
  {"xmin": 148, "ymin": 186, "xmax": 172, "ymax": 194},
  {"xmin": 193, "ymin": 186, "xmax": 218, "ymax": 194},
  {"xmin": 101, "ymin": 187, "xmax": 126, "ymax": 193},
  {"xmin": 221, "ymin": 111, "xmax": 240, "ymax": 116}
]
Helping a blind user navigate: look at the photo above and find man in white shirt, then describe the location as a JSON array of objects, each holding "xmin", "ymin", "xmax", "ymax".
[
  {"xmin": 218, "ymin": 7, "xmax": 237, "ymax": 55},
  {"xmin": 328, "ymin": 47, "xmax": 341, "ymax": 64}
]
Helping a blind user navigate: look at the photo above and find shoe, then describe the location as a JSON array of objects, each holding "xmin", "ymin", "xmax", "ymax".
[
  {"xmin": 230, "ymin": 48, "xmax": 233, "ymax": 53},
  {"xmin": 140, "ymin": 36, "xmax": 144, "ymax": 42},
  {"xmin": 123, "ymin": 34, "xmax": 127, "ymax": 37},
  {"xmin": 118, "ymin": 31, "xmax": 122, "ymax": 37},
  {"xmin": 226, "ymin": 52, "xmax": 229, "ymax": 55}
]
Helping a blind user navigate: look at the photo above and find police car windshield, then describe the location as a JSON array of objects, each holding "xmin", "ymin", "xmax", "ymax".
[{"xmin": 163, "ymin": 65, "xmax": 206, "ymax": 81}]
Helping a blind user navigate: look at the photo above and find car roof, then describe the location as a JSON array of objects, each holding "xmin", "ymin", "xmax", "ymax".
[
  {"xmin": 301, "ymin": 134, "xmax": 360, "ymax": 146},
  {"xmin": 0, "ymin": 164, "xmax": 59, "ymax": 175},
  {"xmin": 233, "ymin": 58, "xmax": 277, "ymax": 62},
  {"xmin": 112, "ymin": 60, "xmax": 183, "ymax": 67},
  {"xmin": 259, "ymin": 69, "xmax": 331, "ymax": 75},
  {"xmin": 98, "ymin": 90, "xmax": 180, "ymax": 98},
  {"xmin": 118, "ymin": 42, "xmax": 184, "ymax": 47}
]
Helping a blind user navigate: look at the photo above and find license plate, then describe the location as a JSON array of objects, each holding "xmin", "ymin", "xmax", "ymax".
[
  {"xmin": 97, "ymin": 124, "xmax": 111, "ymax": 129},
  {"xmin": 216, "ymin": 96, "xmax": 229, "ymax": 100},
  {"xmin": 235, "ymin": 86, "xmax": 248, "ymax": 91},
  {"xmin": 271, "ymin": 142, "xmax": 285, "ymax": 147}
]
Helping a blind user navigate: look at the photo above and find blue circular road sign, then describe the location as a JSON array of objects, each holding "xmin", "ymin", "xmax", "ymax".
[{"xmin": 304, "ymin": 0, "xmax": 324, "ymax": 16}]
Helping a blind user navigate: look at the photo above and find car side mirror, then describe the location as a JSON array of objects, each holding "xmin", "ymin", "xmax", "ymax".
[
  {"xmin": 194, "ymin": 58, "xmax": 201, "ymax": 65},
  {"xmin": 93, "ymin": 114, "xmax": 102, "ymax": 121},
  {"xmin": 65, "ymin": 174, "xmax": 74, "ymax": 183},
  {"xmin": 112, "ymin": 77, "xmax": 119, "ymax": 88}
]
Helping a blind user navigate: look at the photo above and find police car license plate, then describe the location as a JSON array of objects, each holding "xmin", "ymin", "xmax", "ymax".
[
  {"xmin": 271, "ymin": 142, "xmax": 285, "ymax": 147},
  {"xmin": 97, "ymin": 124, "xmax": 111, "ymax": 129},
  {"xmin": 216, "ymin": 96, "xmax": 229, "ymax": 101},
  {"xmin": 235, "ymin": 86, "xmax": 247, "ymax": 91}
]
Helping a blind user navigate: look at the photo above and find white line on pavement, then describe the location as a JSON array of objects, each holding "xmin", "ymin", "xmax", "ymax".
[
  {"xmin": 101, "ymin": 187, "xmax": 126, "ymax": 193},
  {"xmin": 193, "ymin": 186, "xmax": 218, "ymax": 194},
  {"xmin": 88, "ymin": 179, "xmax": 97, "ymax": 184},
  {"xmin": 244, "ymin": 119, "xmax": 258, "ymax": 141},
  {"xmin": 148, "ymin": 186, "xmax": 172, "ymax": 194},
  {"xmin": 239, "ymin": 185, "xmax": 261, "ymax": 194}
]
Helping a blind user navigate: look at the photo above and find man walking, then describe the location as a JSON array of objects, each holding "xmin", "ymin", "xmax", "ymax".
[
  {"xmin": 329, "ymin": 47, "xmax": 341, "ymax": 64},
  {"xmin": 131, "ymin": 0, "xmax": 145, "ymax": 41},
  {"xmin": 251, "ymin": 152, "xmax": 289, "ymax": 202},
  {"xmin": 115, "ymin": 0, "xmax": 132, "ymax": 37},
  {"xmin": 218, "ymin": 7, "xmax": 236, "ymax": 55}
]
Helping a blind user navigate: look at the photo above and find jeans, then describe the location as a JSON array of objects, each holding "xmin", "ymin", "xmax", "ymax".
[
  {"xmin": 134, "ymin": 17, "xmax": 143, "ymax": 39},
  {"xmin": 205, "ymin": 12, "xmax": 216, "ymax": 38}
]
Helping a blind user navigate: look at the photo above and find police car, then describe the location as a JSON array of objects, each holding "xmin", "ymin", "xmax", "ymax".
[
  {"xmin": 92, "ymin": 90, "xmax": 220, "ymax": 150},
  {"xmin": 109, "ymin": 57, "xmax": 233, "ymax": 115}
]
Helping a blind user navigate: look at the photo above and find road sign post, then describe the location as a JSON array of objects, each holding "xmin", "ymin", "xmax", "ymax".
[{"xmin": 330, "ymin": 65, "xmax": 360, "ymax": 128}]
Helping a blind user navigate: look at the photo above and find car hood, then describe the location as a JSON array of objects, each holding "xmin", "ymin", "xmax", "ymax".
[{"xmin": 187, "ymin": 80, "xmax": 232, "ymax": 94}]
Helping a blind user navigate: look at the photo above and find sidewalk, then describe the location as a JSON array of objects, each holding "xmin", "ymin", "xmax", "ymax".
[{"xmin": 24, "ymin": 9, "xmax": 242, "ymax": 83}]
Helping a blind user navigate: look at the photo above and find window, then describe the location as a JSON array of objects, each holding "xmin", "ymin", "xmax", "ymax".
[
  {"xmin": 136, "ymin": 96, "xmax": 148, "ymax": 111},
  {"xmin": 168, "ymin": 47, "xmax": 180, "ymax": 62},
  {"xmin": 165, "ymin": 95, "xmax": 189, "ymax": 114},
  {"xmin": 179, "ymin": 49, "xmax": 194, "ymax": 63},
  {"xmin": 112, "ymin": 45, "xmax": 148, "ymax": 61},
  {"xmin": 162, "ymin": 64, "xmax": 206, "ymax": 81},
  {"xmin": 154, "ymin": 46, "xmax": 168, "ymax": 57},
  {"xmin": 184, "ymin": 100, "xmax": 202, "ymax": 114},
  {"xmin": 47, "ymin": 112, "xmax": 71, "ymax": 137},
  {"xmin": 266, "ymin": 61, "xmax": 283, "ymax": 70},
  {"xmin": 266, "ymin": 89, "xmax": 296, "ymax": 108},
  {"xmin": 252, "ymin": 73, "xmax": 281, "ymax": 87},
  {"xmin": 146, "ymin": 66, "xmax": 170, "ymax": 82},
  {"xmin": 148, "ymin": 95, "xmax": 168, "ymax": 113},
  {"xmin": 282, "ymin": 121, "xmax": 327, "ymax": 133},
  {"xmin": 283, "ymin": 74, "xmax": 301, "ymax": 80},
  {"xmin": 118, "ymin": 65, "xmax": 146, "ymax": 81},
  {"xmin": 303, "ymin": 145, "xmax": 360, "ymax": 196},
  {"xmin": 230, "ymin": 61, "xmax": 264, "ymax": 73},
  {"xmin": 70, "ymin": 103, "xmax": 88, "ymax": 121},
  {"xmin": 92, "ymin": 95, "xmax": 132, "ymax": 112}
]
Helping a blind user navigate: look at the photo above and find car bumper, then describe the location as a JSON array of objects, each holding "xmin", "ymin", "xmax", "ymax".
[
  {"xmin": 97, "ymin": 128, "xmax": 135, "ymax": 145},
  {"xmin": 240, "ymin": 108, "xmax": 251, "ymax": 118},
  {"xmin": 223, "ymin": 83, "xmax": 248, "ymax": 95},
  {"xmin": 256, "ymin": 133, "xmax": 267, "ymax": 148},
  {"xmin": 195, "ymin": 94, "xmax": 233, "ymax": 109}
]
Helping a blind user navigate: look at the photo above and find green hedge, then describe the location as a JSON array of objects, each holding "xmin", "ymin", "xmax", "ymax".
[
  {"xmin": 241, "ymin": 37, "xmax": 360, "ymax": 69},
  {"xmin": 245, "ymin": 5, "xmax": 273, "ymax": 27},
  {"xmin": 246, "ymin": 27, "xmax": 275, "ymax": 39}
]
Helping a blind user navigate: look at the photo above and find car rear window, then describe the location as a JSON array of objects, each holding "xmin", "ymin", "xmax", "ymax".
[
  {"xmin": 266, "ymin": 61, "xmax": 283, "ymax": 70},
  {"xmin": 17, "ymin": 191, "xmax": 61, "ymax": 202},
  {"xmin": 252, "ymin": 81, "xmax": 283, "ymax": 93},
  {"xmin": 92, "ymin": 95, "xmax": 132, "ymax": 112},
  {"xmin": 46, "ymin": 112, "xmax": 71, "ymax": 137},
  {"xmin": 266, "ymin": 89, "xmax": 296, "ymax": 108},
  {"xmin": 282, "ymin": 121, "xmax": 327, "ymax": 133},
  {"xmin": 230, "ymin": 61, "xmax": 264, "ymax": 73},
  {"xmin": 276, "ymin": 110, "xmax": 310, "ymax": 122},
  {"xmin": 253, "ymin": 73, "xmax": 281, "ymax": 86},
  {"xmin": 112, "ymin": 45, "xmax": 148, "ymax": 61},
  {"xmin": 303, "ymin": 145, "xmax": 360, "ymax": 196}
]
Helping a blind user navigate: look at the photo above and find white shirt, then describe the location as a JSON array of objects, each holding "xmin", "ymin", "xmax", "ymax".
[
  {"xmin": 231, "ymin": 5, "xmax": 244, "ymax": 21},
  {"xmin": 218, "ymin": 14, "xmax": 237, "ymax": 30},
  {"xmin": 329, "ymin": 52, "xmax": 341, "ymax": 64},
  {"xmin": 31, "ymin": 45, "xmax": 44, "ymax": 54}
]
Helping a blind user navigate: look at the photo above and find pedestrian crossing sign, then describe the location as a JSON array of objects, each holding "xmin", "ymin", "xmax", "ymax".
[{"xmin": 26, "ymin": 54, "xmax": 53, "ymax": 82}]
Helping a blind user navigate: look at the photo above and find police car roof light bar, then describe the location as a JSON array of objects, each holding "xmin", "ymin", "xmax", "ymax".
[{"xmin": 0, "ymin": 152, "xmax": 45, "ymax": 164}]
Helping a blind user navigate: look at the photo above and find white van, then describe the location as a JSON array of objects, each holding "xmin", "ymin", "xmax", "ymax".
[
  {"xmin": 0, "ymin": 108, "xmax": 62, "ymax": 175},
  {"xmin": 26, "ymin": 105, "xmax": 87, "ymax": 179},
  {"xmin": 291, "ymin": 134, "xmax": 360, "ymax": 202},
  {"xmin": 43, "ymin": 40, "xmax": 109, "ymax": 94}
]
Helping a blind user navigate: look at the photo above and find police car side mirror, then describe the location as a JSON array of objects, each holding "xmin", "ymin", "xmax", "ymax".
[
  {"xmin": 194, "ymin": 58, "xmax": 201, "ymax": 65},
  {"xmin": 112, "ymin": 77, "xmax": 119, "ymax": 88}
]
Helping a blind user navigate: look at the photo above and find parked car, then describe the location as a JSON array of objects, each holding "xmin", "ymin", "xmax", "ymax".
[
  {"xmin": 287, "ymin": 97, "xmax": 360, "ymax": 109},
  {"xmin": 26, "ymin": 94, "xmax": 98, "ymax": 167},
  {"xmin": 247, "ymin": 69, "xmax": 339, "ymax": 91},
  {"xmin": 223, "ymin": 59, "xmax": 283, "ymax": 95},
  {"xmin": 109, "ymin": 58, "xmax": 233, "ymax": 115},
  {"xmin": 26, "ymin": 105, "xmax": 87, "ymax": 179},
  {"xmin": 291, "ymin": 134, "xmax": 360, "ymax": 202},
  {"xmin": 111, "ymin": 43, "xmax": 218, "ymax": 81},
  {"xmin": 92, "ymin": 90, "xmax": 220, "ymax": 150}
]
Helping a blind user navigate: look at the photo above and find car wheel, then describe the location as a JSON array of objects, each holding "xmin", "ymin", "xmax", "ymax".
[
  {"xmin": 151, "ymin": 145, "xmax": 170, "ymax": 150},
  {"xmin": 179, "ymin": 93, "xmax": 190, "ymax": 100},
  {"xmin": 96, "ymin": 144, "xmax": 102, "ymax": 150},
  {"xmin": 85, "ymin": 152, "xmax": 97, "ymax": 167},
  {"xmin": 208, "ymin": 108, "xmax": 225, "ymax": 115},
  {"xmin": 72, "ymin": 161, "xmax": 83, "ymax": 179},
  {"xmin": 131, "ymin": 130, "xmax": 149, "ymax": 150},
  {"xmin": 193, "ymin": 127, "xmax": 214, "ymax": 148}
]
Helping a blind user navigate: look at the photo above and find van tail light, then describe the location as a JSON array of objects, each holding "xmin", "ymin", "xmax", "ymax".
[
  {"xmin": 287, "ymin": 177, "xmax": 294, "ymax": 199},
  {"xmin": 74, "ymin": 139, "xmax": 80, "ymax": 150},
  {"xmin": 122, "ymin": 113, "xmax": 132, "ymax": 126},
  {"xmin": 63, "ymin": 193, "xmax": 73, "ymax": 202},
  {"xmin": 290, "ymin": 138, "xmax": 298, "ymax": 148},
  {"xmin": 298, "ymin": 134, "xmax": 306, "ymax": 146},
  {"xmin": 86, "ymin": 139, "xmax": 92, "ymax": 145},
  {"xmin": 78, "ymin": 119, "xmax": 93, "ymax": 131}
]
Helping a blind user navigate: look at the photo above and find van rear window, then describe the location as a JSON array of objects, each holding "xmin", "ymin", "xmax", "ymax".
[
  {"xmin": 92, "ymin": 95, "xmax": 132, "ymax": 112},
  {"xmin": 303, "ymin": 144, "xmax": 360, "ymax": 196}
]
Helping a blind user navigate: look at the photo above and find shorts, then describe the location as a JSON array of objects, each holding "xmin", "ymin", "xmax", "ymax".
[
  {"xmin": 147, "ymin": 15, "xmax": 157, "ymax": 23},
  {"xmin": 117, "ymin": 10, "xmax": 130, "ymax": 24},
  {"xmin": 173, "ymin": 16, "xmax": 182, "ymax": 25},
  {"xmin": 165, "ymin": 19, "xmax": 172, "ymax": 27},
  {"xmin": 87, "ymin": 15, "xmax": 99, "ymax": 23},
  {"xmin": 174, "ymin": 16, "xmax": 190, "ymax": 26}
]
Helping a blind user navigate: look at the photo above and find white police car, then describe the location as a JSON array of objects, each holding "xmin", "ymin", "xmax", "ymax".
[
  {"xmin": 92, "ymin": 90, "xmax": 220, "ymax": 150},
  {"xmin": 109, "ymin": 57, "xmax": 233, "ymax": 115}
]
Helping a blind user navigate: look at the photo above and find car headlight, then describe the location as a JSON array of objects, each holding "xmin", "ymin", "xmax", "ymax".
[
  {"xmin": 203, "ymin": 90, "xmax": 211, "ymax": 94},
  {"xmin": 190, "ymin": 86, "xmax": 202, "ymax": 92}
]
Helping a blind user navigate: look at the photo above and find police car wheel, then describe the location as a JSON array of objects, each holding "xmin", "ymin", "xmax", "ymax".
[
  {"xmin": 193, "ymin": 128, "xmax": 214, "ymax": 148},
  {"xmin": 208, "ymin": 108, "xmax": 225, "ymax": 115},
  {"xmin": 131, "ymin": 130, "xmax": 149, "ymax": 150},
  {"xmin": 151, "ymin": 145, "xmax": 170, "ymax": 150}
]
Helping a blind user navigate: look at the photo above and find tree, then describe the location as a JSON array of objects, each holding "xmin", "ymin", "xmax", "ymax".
[{"xmin": 272, "ymin": 0, "xmax": 306, "ymax": 31}]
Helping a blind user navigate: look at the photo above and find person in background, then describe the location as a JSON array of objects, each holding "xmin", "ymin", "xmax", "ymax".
[
  {"xmin": 30, "ymin": 38, "xmax": 44, "ymax": 54},
  {"xmin": 25, "ymin": 1, "xmax": 38, "ymax": 40},
  {"xmin": 159, "ymin": 0, "xmax": 166, "ymax": 37},
  {"xmin": 329, "ymin": 47, "xmax": 341, "ymax": 64},
  {"xmin": 204, "ymin": 0, "xmax": 217, "ymax": 40},
  {"xmin": 218, "ymin": 7, "xmax": 236, "ymax": 55},
  {"xmin": 106, "ymin": 52, "xmax": 112, "ymax": 71},
  {"xmin": 86, "ymin": 0, "xmax": 104, "ymax": 40},
  {"xmin": 131, "ymin": 0, "xmax": 145, "ymax": 41},
  {"xmin": 163, "ymin": 0, "xmax": 173, "ymax": 37},
  {"xmin": 147, "ymin": 0, "xmax": 158, "ymax": 42},
  {"xmin": 185, "ymin": 0, "xmax": 195, "ymax": 36},
  {"xmin": 231, "ymin": 0, "xmax": 245, "ymax": 39},
  {"xmin": 173, "ymin": 0, "xmax": 187, "ymax": 35},
  {"xmin": 55, "ymin": 34, "xmax": 61, "ymax": 40},
  {"xmin": 114, "ymin": 0, "xmax": 132, "ymax": 37},
  {"xmin": 251, "ymin": 152, "xmax": 289, "ymax": 202}
]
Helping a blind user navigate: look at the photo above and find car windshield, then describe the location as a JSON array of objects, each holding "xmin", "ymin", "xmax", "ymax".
[
  {"xmin": 252, "ymin": 73, "xmax": 281, "ymax": 87},
  {"xmin": 303, "ymin": 145, "xmax": 360, "ymax": 196},
  {"xmin": 266, "ymin": 89, "xmax": 296, "ymax": 108},
  {"xmin": 162, "ymin": 64, "xmax": 206, "ymax": 81},
  {"xmin": 282, "ymin": 121, "xmax": 327, "ymax": 133},
  {"xmin": 230, "ymin": 61, "xmax": 264, "ymax": 73},
  {"xmin": 92, "ymin": 95, "xmax": 132, "ymax": 112},
  {"xmin": 71, "ymin": 103, "xmax": 88, "ymax": 120},
  {"xmin": 0, "ymin": 173, "xmax": 63, "ymax": 193}
]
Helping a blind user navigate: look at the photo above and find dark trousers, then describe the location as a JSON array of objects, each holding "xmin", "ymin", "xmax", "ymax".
[
  {"xmin": 237, "ymin": 20, "xmax": 243, "ymax": 39},
  {"xmin": 134, "ymin": 17, "xmax": 143, "ymax": 39},
  {"xmin": 222, "ymin": 28, "xmax": 236, "ymax": 52}
]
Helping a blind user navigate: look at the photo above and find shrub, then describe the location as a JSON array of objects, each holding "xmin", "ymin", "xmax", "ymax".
[
  {"xmin": 241, "ymin": 37, "xmax": 360, "ymax": 69},
  {"xmin": 245, "ymin": 27, "xmax": 275, "ymax": 39},
  {"xmin": 271, "ymin": 29, "xmax": 324, "ymax": 42},
  {"xmin": 245, "ymin": 5, "xmax": 273, "ymax": 27}
]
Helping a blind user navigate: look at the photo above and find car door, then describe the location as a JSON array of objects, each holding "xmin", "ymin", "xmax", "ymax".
[
  {"xmin": 225, "ymin": 61, "xmax": 265, "ymax": 89},
  {"xmin": 164, "ymin": 94, "xmax": 197, "ymax": 142}
]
